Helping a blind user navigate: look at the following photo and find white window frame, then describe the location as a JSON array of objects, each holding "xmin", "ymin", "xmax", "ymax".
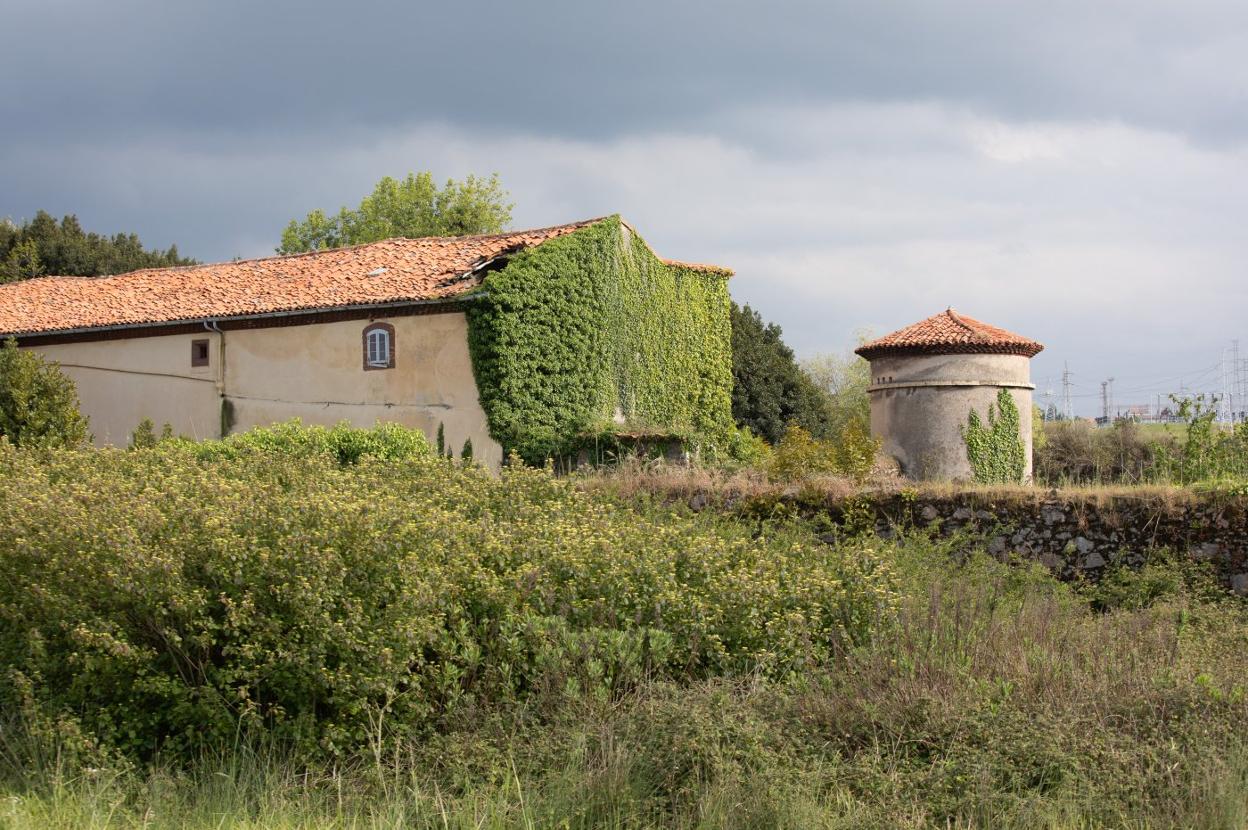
[{"xmin": 363, "ymin": 323, "xmax": 394, "ymax": 370}]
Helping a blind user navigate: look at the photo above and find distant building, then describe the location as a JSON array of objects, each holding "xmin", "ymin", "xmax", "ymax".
[{"xmin": 856, "ymin": 308, "xmax": 1044, "ymax": 481}]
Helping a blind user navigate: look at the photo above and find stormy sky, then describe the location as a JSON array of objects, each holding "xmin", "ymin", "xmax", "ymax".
[{"xmin": 3, "ymin": 0, "xmax": 1246, "ymax": 415}]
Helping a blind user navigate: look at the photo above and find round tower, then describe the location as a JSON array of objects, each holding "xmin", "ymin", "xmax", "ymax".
[{"xmin": 855, "ymin": 309, "xmax": 1044, "ymax": 482}]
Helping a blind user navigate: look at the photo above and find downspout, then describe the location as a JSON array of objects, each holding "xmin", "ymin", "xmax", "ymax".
[{"xmin": 204, "ymin": 320, "xmax": 230, "ymax": 437}]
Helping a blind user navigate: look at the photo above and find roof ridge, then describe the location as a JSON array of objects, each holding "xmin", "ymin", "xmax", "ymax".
[
  {"xmin": 946, "ymin": 307, "xmax": 991, "ymax": 341},
  {"xmin": 945, "ymin": 306, "xmax": 969, "ymax": 331}
]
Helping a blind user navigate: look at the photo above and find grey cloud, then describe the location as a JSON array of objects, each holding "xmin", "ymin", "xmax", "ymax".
[
  {"xmin": 3, "ymin": 3, "xmax": 1248, "ymax": 417},
  {"xmin": 4, "ymin": 0, "xmax": 1248, "ymax": 144}
]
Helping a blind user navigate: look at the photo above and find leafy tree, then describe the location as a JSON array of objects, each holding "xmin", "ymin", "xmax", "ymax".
[
  {"xmin": 1031, "ymin": 403, "xmax": 1047, "ymax": 455},
  {"xmin": 801, "ymin": 337, "xmax": 872, "ymax": 437},
  {"xmin": 1161, "ymin": 394, "xmax": 1248, "ymax": 484},
  {"xmin": 0, "ymin": 239, "xmax": 44, "ymax": 283},
  {"xmin": 0, "ymin": 211, "xmax": 194, "ymax": 282},
  {"xmin": 0, "ymin": 339, "xmax": 90, "ymax": 448},
  {"xmin": 278, "ymin": 172, "xmax": 514, "ymax": 254},
  {"xmin": 729, "ymin": 303, "xmax": 832, "ymax": 443}
]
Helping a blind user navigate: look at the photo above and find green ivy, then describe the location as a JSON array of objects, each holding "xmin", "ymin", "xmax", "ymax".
[
  {"xmin": 466, "ymin": 216, "xmax": 734, "ymax": 463},
  {"xmin": 962, "ymin": 388, "xmax": 1026, "ymax": 484}
]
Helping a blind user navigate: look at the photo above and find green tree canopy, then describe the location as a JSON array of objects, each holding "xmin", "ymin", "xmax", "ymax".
[
  {"xmin": 0, "ymin": 339, "xmax": 90, "ymax": 449},
  {"xmin": 278, "ymin": 172, "xmax": 514, "ymax": 254},
  {"xmin": 729, "ymin": 303, "xmax": 832, "ymax": 443},
  {"xmin": 801, "ymin": 337, "xmax": 872, "ymax": 438},
  {"xmin": 0, "ymin": 211, "xmax": 195, "ymax": 283}
]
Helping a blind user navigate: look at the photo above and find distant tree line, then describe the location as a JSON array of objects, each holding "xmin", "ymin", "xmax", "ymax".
[{"xmin": 0, "ymin": 211, "xmax": 195, "ymax": 283}]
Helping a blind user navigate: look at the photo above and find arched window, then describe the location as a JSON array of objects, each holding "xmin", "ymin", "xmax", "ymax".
[{"xmin": 362, "ymin": 322, "xmax": 395, "ymax": 370}]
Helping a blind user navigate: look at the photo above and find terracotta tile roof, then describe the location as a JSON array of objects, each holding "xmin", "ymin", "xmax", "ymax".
[
  {"xmin": 855, "ymin": 308, "xmax": 1044, "ymax": 359},
  {"xmin": 0, "ymin": 219, "xmax": 608, "ymax": 337}
]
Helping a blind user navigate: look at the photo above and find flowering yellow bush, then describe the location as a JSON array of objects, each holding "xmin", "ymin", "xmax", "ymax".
[
  {"xmin": 0, "ymin": 434, "xmax": 895, "ymax": 760},
  {"xmin": 767, "ymin": 422, "xmax": 881, "ymax": 484}
]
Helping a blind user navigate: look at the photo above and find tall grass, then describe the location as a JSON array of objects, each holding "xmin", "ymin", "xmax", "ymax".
[{"xmin": 5, "ymin": 533, "xmax": 1248, "ymax": 828}]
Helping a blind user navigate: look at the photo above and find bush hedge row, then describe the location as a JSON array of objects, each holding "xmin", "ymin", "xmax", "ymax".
[{"xmin": 0, "ymin": 432, "xmax": 894, "ymax": 760}]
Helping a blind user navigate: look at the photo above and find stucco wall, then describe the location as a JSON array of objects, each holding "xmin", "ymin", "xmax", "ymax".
[
  {"xmin": 25, "ymin": 312, "xmax": 502, "ymax": 467},
  {"xmin": 32, "ymin": 332, "xmax": 224, "ymax": 446},
  {"xmin": 867, "ymin": 353, "xmax": 1034, "ymax": 482},
  {"xmin": 222, "ymin": 313, "xmax": 501, "ymax": 467}
]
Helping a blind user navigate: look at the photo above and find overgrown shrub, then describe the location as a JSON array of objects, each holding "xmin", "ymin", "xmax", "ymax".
[
  {"xmin": 129, "ymin": 418, "xmax": 174, "ymax": 449},
  {"xmin": 1035, "ymin": 396, "xmax": 1247, "ymax": 487},
  {"xmin": 767, "ymin": 422, "xmax": 881, "ymax": 484},
  {"xmin": 1152, "ymin": 395, "xmax": 1248, "ymax": 485},
  {"xmin": 0, "ymin": 338, "xmax": 90, "ymax": 449},
  {"xmin": 1084, "ymin": 551, "xmax": 1225, "ymax": 612},
  {"xmin": 0, "ymin": 441, "xmax": 894, "ymax": 761},
  {"xmin": 723, "ymin": 425, "xmax": 772, "ymax": 468},
  {"xmin": 1036, "ymin": 418, "xmax": 1174, "ymax": 485},
  {"xmin": 186, "ymin": 419, "xmax": 431, "ymax": 465}
]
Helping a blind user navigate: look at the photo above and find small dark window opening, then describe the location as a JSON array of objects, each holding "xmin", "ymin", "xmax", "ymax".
[
  {"xmin": 362, "ymin": 322, "xmax": 395, "ymax": 370},
  {"xmin": 191, "ymin": 339, "xmax": 210, "ymax": 367}
]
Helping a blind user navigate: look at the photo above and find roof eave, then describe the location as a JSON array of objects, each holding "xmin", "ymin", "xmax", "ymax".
[{"xmin": 855, "ymin": 343, "xmax": 1045, "ymax": 360}]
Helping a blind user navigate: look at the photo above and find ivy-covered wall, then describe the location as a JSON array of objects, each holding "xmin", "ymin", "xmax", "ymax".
[
  {"xmin": 465, "ymin": 216, "xmax": 734, "ymax": 463},
  {"xmin": 962, "ymin": 388, "xmax": 1027, "ymax": 485}
]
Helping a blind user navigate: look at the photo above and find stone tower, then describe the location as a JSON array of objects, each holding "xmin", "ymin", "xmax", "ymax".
[{"xmin": 855, "ymin": 309, "xmax": 1044, "ymax": 482}]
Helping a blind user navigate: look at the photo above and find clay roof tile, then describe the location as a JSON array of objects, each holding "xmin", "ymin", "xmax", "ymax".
[
  {"xmin": 855, "ymin": 308, "xmax": 1043, "ymax": 359},
  {"xmin": 0, "ymin": 218, "xmax": 665, "ymax": 337}
]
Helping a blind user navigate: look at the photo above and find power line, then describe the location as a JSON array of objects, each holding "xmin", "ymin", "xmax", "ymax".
[{"xmin": 1062, "ymin": 364, "xmax": 1222, "ymax": 399}]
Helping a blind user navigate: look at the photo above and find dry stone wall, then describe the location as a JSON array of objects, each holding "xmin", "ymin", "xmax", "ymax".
[{"xmin": 722, "ymin": 489, "xmax": 1248, "ymax": 592}]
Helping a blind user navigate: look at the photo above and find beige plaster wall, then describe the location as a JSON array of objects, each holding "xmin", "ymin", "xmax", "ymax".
[
  {"xmin": 868, "ymin": 353, "xmax": 1033, "ymax": 388},
  {"xmin": 867, "ymin": 353, "xmax": 1035, "ymax": 482},
  {"xmin": 32, "ymin": 332, "xmax": 223, "ymax": 446},
  {"xmin": 223, "ymin": 313, "xmax": 501, "ymax": 467},
  {"xmin": 25, "ymin": 312, "xmax": 502, "ymax": 467}
]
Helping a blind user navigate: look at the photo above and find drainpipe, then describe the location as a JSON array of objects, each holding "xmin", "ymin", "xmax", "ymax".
[{"xmin": 204, "ymin": 320, "xmax": 228, "ymax": 436}]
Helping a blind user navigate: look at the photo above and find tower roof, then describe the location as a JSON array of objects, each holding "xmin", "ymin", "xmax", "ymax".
[{"xmin": 855, "ymin": 308, "xmax": 1043, "ymax": 360}]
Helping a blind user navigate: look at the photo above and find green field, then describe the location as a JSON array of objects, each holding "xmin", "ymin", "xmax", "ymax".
[{"xmin": 2, "ymin": 436, "xmax": 1248, "ymax": 828}]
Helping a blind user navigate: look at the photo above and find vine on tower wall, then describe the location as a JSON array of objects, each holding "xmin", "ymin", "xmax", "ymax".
[{"xmin": 962, "ymin": 388, "xmax": 1026, "ymax": 484}]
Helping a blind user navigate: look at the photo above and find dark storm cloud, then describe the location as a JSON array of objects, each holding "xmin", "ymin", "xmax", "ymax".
[
  {"xmin": 3, "ymin": 0, "xmax": 1247, "ymax": 144},
  {"xmin": 3, "ymin": 0, "xmax": 1247, "ymax": 417}
]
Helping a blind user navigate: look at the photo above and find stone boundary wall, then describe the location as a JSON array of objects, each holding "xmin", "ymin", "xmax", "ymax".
[
  {"xmin": 693, "ymin": 488, "xmax": 1248, "ymax": 592},
  {"xmin": 851, "ymin": 492, "xmax": 1248, "ymax": 591}
]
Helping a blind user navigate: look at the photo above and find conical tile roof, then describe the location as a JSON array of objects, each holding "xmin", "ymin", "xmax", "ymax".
[{"xmin": 855, "ymin": 308, "xmax": 1043, "ymax": 359}]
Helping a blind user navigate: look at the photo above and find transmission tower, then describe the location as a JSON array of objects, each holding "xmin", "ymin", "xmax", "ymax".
[
  {"xmin": 1222, "ymin": 345, "xmax": 1233, "ymax": 423},
  {"xmin": 1238, "ymin": 340, "xmax": 1248, "ymax": 423},
  {"xmin": 1100, "ymin": 377, "xmax": 1115, "ymax": 424},
  {"xmin": 1061, "ymin": 362, "xmax": 1073, "ymax": 421},
  {"xmin": 1233, "ymin": 340, "xmax": 1243, "ymax": 423}
]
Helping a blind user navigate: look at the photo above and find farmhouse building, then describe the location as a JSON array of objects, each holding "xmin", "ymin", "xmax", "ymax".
[{"xmin": 0, "ymin": 216, "xmax": 735, "ymax": 466}]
